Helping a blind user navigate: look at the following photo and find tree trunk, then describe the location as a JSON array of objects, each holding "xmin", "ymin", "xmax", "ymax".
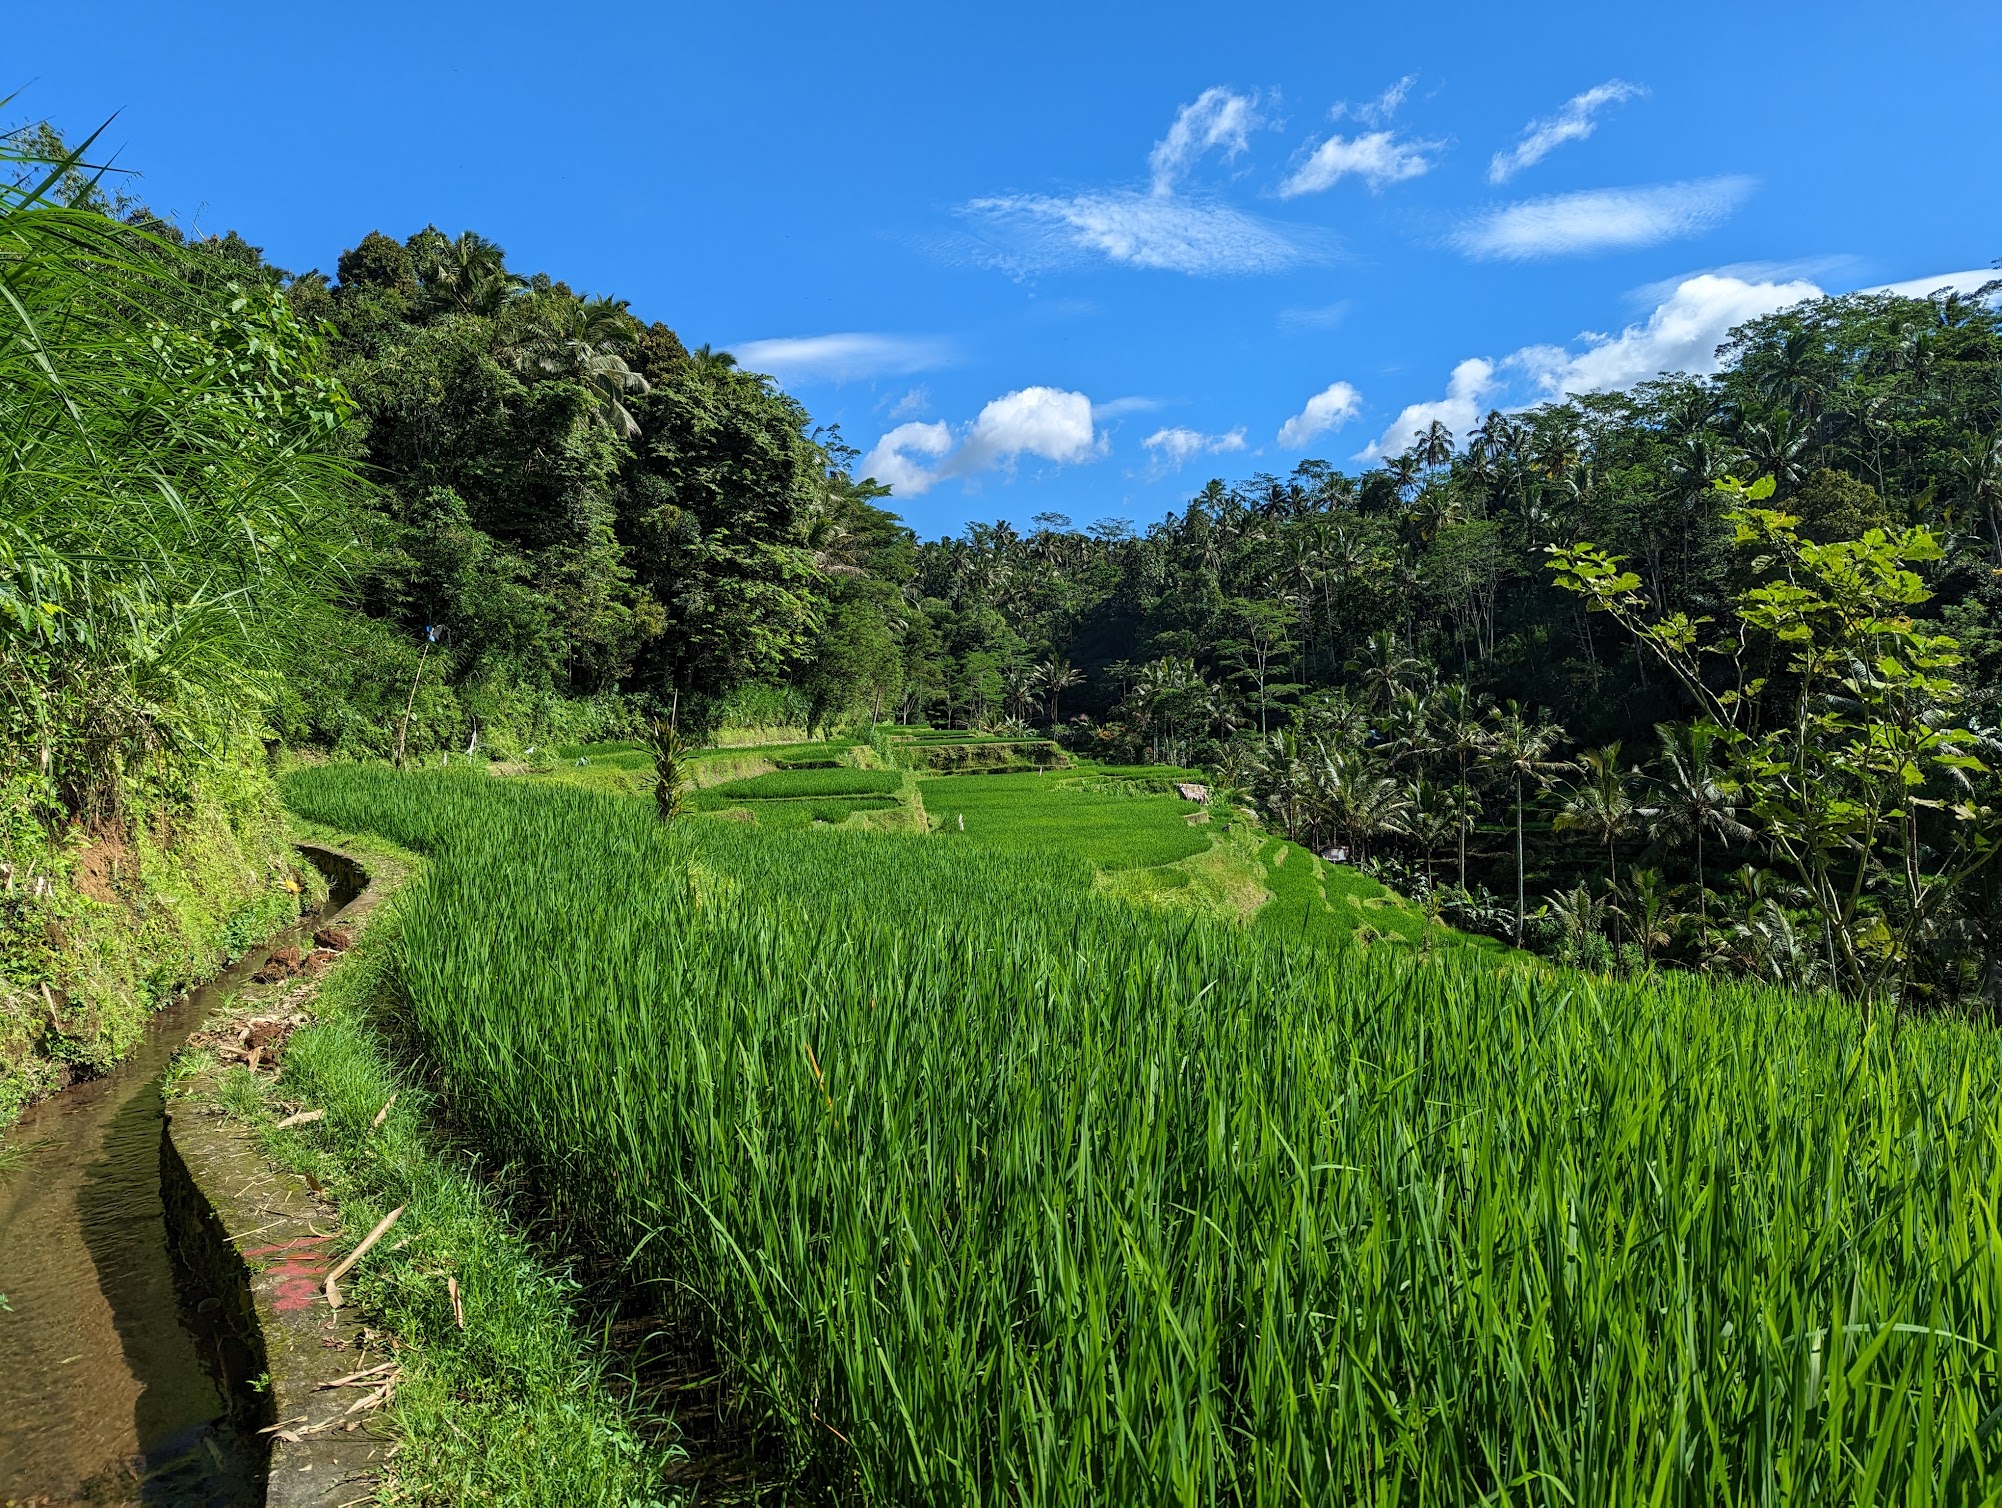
[
  {"xmin": 393, "ymin": 639, "xmax": 431, "ymax": 772},
  {"xmin": 1457, "ymin": 752, "xmax": 1469, "ymax": 889},
  {"xmin": 1695, "ymin": 826, "xmax": 1706, "ymax": 926},
  {"xmin": 1515, "ymin": 779, "xmax": 1526, "ymax": 944}
]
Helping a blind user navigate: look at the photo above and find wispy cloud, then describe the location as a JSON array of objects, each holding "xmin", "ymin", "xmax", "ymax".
[
  {"xmin": 1280, "ymin": 131, "xmax": 1443, "ymax": 196},
  {"xmin": 860, "ymin": 386, "xmax": 1104, "ymax": 497},
  {"xmin": 1149, "ymin": 86, "xmax": 1263, "ymax": 195},
  {"xmin": 1453, "ymin": 177, "xmax": 1754, "ymax": 260},
  {"xmin": 734, "ymin": 332, "xmax": 954, "ymax": 383},
  {"xmin": 1144, "ymin": 425, "xmax": 1248, "ymax": 466},
  {"xmin": 963, "ymin": 190, "xmax": 1317, "ymax": 275},
  {"xmin": 1864, "ymin": 268, "xmax": 2001, "ymax": 300},
  {"xmin": 1333, "ymin": 75, "xmax": 1417, "ymax": 128},
  {"xmin": 958, "ymin": 86, "xmax": 1322, "ymax": 276},
  {"xmin": 1278, "ymin": 300, "xmax": 1353, "ymax": 332},
  {"xmin": 1281, "ymin": 74, "xmax": 1439, "ymax": 196},
  {"xmin": 1357, "ymin": 360, "xmax": 1495, "ymax": 460},
  {"xmin": 1277, "ymin": 381, "xmax": 1363, "ymax": 448},
  {"xmin": 1092, "ymin": 395, "xmax": 1165, "ymax": 420},
  {"xmin": 1488, "ymin": 80, "xmax": 1644, "ymax": 183},
  {"xmin": 886, "ymin": 385, "xmax": 931, "ymax": 420}
]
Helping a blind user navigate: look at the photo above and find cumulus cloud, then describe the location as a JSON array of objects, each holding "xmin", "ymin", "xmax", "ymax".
[
  {"xmin": 1144, "ymin": 426, "xmax": 1248, "ymax": 466},
  {"xmin": 1277, "ymin": 381, "xmax": 1364, "ymax": 448},
  {"xmin": 859, "ymin": 421, "xmax": 954, "ymax": 496},
  {"xmin": 1488, "ymin": 80, "xmax": 1645, "ymax": 183},
  {"xmin": 1149, "ymin": 86, "xmax": 1262, "ymax": 195},
  {"xmin": 1511, "ymin": 273, "xmax": 1820, "ymax": 397},
  {"xmin": 1454, "ymin": 177, "xmax": 1754, "ymax": 260},
  {"xmin": 959, "ymin": 387, "xmax": 1099, "ymax": 472},
  {"xmin": 1356, "ymin": 266, "xmax": 1996, "ymax": 465},
  {"xmin": 860, "ymin": 387, "xmax": 1102, "ymax": 497},
  {"xmin": 1357, "ymin": 360, "xmax": 1497, "ymax": 460},
  {"xmin": 732, "ymin": 332, "xmax": 953, "ymax": 383},
  {"xmin": 963, "ymin": 190, "xmax": 1315, "ymax": 275},
  {"xmin": 1280, "ymin": 130, "xmax": 1442, "ymax": 196}
]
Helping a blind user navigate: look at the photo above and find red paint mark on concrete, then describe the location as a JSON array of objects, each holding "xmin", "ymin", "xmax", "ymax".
[{"xmin": 245, "ymin": 1234, "xmax": 335, "ymax": 1311}]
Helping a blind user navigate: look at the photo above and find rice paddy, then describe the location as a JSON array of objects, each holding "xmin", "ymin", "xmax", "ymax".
[{"xmin": 279, "ymin": 760, "xmax": 2002, "ymax": 1504}]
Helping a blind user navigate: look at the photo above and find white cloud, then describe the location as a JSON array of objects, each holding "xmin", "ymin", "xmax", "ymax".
[
  {"xmin": 1864, "ymin": 268, "xmax": 2000, "ymax": 299},
  {"xmin": 1149, "ymin": 86, "xmax": 1261, "ymax": 196},
  {"xmin": 860, "ymin": 387, "xmax": 1103, "ymax": 497},
  {"xmin": 1144, "ymin": 426, "xmax": 1248, "ymax": 465},
  {"xmin": 1280, "ymin": 130, "xmax": 1442, "ymax": 196},
  {"xmin": 957, "ymin": 87, "xmax": 1321, "ymax": 276},
  {"xmin": 732, "ymin": 332, "xmax": 953, "ymax": 383},
  {"xmin": 1511, "ymin": 273, "xmax": 1820, "ymax": 397},
  {"xmin": 1092, "ymin": 395, "xmax": 1164, "ymax": 420},
  {"xmin": 1334, "ymin": 75, "xmax": 1416, "ymax": 128},
  {"xmin": 1454, "ymin": 177, "xmax": 1754, "ymax": 260},
  {"xmin": 1355, "ymin": 266, "xmax": 1999, "ymax": 467},
  {"xmin": 859, "ymin": 421, "xmax": 954, "ymax": 495},
  {"xmin": 886, "ymin": 385, "xmax": 930, "ymax": 420},
  {"xmin": 1278, "ymin": 300, "xmax": 1353, "ymax": 331},
  {"xmin": 1357, "ymin": 359, "xmax": 1497, "ymax": 460},
  {"xmin": 964, "ymin": 190, "xmax": 1315, "ymax": 275},
  {"xmin": 1277, "ymin": 381, "xmax": 1364, "ymax": 448},
  {"xmin": 959, "ymin": 387, "xmax": 1100, "ymax": 472},
  {"xmin": 1488, "ymin": 80, "xmax": 1644, "ymax": 183}
]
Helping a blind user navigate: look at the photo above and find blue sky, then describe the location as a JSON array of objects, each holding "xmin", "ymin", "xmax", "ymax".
[{"xmin": 14, "ymin": 2, "xmax": 1999, "ymax": 536}]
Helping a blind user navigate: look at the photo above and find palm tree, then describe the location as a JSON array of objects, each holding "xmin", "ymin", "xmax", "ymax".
[
  {"xmin": 1348, "ymin": 629, "xmax": 1420, "ymax": 710},
  {"xmin": 410, "ymin": 227, "xmax": 524, "ymax": 316},
  {"xmin": 1402, "ymin": 778, "xmax": 1458, "ymax": 889},
  {"xmin": 1555, "ymin": 743, "xmax": 1640, "ymax": 899},
  {"xmin": 1625, "ymin": 867, "xmax": 1680, "ymax": 964},
  {"xmin": 1416, "ymin": 418, "xmax": 1456, "ymax": 472},
  {"xmin": 1430, "ymin": 682, "xmax": 1491, "ymax": 887},
  {"xmin": 1949, "ymin": 437, "xmax": 2002, "ymax": 565},
  {"xmin": 1649, "ymin": 720, "xmax": 1752, "ymax": 925},
  {"xmin": 688, "ymin": 343, "xmax": 739, "ymax": 379},
  {"xmin": 1037, "ymin": 657, "xmax": 1084, "ymax": 727},
  {"xmin": 518, "ymin": 295, "xmax": 650, "ymax": 438},
  {"xmin": 1546, "ymin": 883, "xmax": 1614, "ymax": 967},
  {"xmin": 1305, "ymin": 745, "xmax": 1412, "ymax": 863},
  {"xmin": 1485, "ymin": 703, "xmax": 1573, "ymax": 944}
]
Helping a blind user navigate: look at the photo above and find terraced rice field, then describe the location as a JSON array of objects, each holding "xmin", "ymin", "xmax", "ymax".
[{"xmin": 282, "ymin": 763, "xmax": 2002, "ymax": 1505}]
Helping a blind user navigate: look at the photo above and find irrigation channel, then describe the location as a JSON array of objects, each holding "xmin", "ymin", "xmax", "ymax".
[{"xmin": 0, "ymin": 855, "xmax": 360, "ymax": 1506}]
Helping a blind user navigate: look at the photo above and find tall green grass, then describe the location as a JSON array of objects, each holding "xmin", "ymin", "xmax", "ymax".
[{"xmin": 282, "ymin": 764, "xmax": 2002, "ymax": 1505}]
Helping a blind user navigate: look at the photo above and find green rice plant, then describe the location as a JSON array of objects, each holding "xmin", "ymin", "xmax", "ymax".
[
  {"xmin": 552, "ymin": 740, "xmax": 653, "ymax": 764},
  {"xmin": 711, "ymin": 795, "xmax": 902, "ymax": 830},
  {"xmin": 706, "ymin": 767, "xmax": 901, "ymax": 800},
  {"xmin": 282, "ymin": 763, "xmax": 2002, "ymax": 1507},
  {"xmin": 924, "ymin": 771, "xmax": 1211, "ymax": 870}
]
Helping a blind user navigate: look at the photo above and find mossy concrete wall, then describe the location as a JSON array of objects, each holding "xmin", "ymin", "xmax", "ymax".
[{"xmin": 164, "ymin": 844, "xmax": 391, "ymax": 1506}]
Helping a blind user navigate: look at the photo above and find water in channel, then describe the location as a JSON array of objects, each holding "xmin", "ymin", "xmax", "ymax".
[{"xmin": 0, "ymin": 868, "xmax": 353, "ymax": 1505}]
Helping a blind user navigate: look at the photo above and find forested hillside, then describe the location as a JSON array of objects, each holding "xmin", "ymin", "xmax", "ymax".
[
  {"xmin": 9, "ymin": 115, "xmax": 2002, "ymax": 1062},
  {"xmin": 239, "ymin": 200, "xmax": 2001, "ymax": 1003}
]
